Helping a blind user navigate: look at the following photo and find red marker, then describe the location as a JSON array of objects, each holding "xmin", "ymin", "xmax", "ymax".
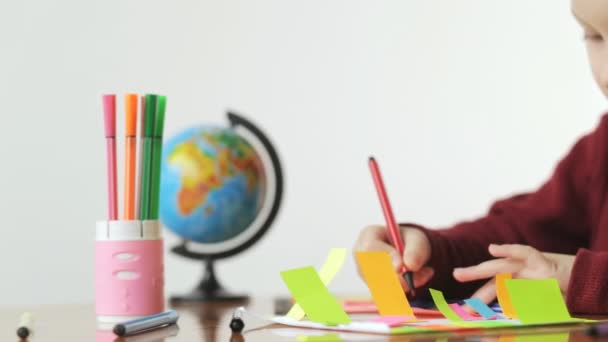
[{"xmin": 368, "ymin": 156, "xmax": 416, "ymax": 295}]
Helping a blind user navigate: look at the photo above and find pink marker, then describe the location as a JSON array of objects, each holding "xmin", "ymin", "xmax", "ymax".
[{"xmin": 103, "ymin": 94, "xmax": 118, "ymax": 220}]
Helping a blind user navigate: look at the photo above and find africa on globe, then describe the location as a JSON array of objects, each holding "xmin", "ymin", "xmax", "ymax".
[{"xmin": 160, "ymin": 126, "xmax": 266, "ymax": 244}]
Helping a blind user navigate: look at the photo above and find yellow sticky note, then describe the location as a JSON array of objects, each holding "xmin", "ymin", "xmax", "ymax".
[
  {"xmin": 496, "ymin": 273, "xmax": 517, "ymax": 319},
  {"xmin": 297, "ymin": 334, "xmax": 343, "ymax": 342},
  {"xmin": 355, "ymin": 251, "xmax": 414, "ymax": 316},
  {"xmin": 286, "ymin": 248, "xmax": 347, "ymax": 320}
]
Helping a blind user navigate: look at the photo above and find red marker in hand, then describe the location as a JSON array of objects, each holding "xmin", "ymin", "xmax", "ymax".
[{"xmin": 368, "ymin": 157, "xmax": 416, "ymax": 295}]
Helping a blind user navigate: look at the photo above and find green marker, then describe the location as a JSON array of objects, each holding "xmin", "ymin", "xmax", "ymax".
[
  {"xmin": 139, "ymin": 94, "xmax": 157, "ymax": 220},
  {"xmin": 149, "ymin": 95, "xmax": 166, "ymax": 220}
]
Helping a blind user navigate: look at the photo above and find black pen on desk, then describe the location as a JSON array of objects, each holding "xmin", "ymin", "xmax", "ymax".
[
  {"xmin": 588, "ymin": 322, "xmax": 608, "ymax": 336},
  {"xmin": 16, "ymin": 312, "xmax": 33, "ymax": 339},
  {"xmin": 113, "ymin": 310, "xmax": 179, "ymax": 337},
  {"xmin": 114, "ymin": 323, "xmax": 179, "ymax": 342}
]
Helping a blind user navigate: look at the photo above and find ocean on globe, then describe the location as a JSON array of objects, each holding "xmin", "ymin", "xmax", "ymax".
[{"xmin": 160, "ymin": 126, "xmax": 266, "ymax": 244}]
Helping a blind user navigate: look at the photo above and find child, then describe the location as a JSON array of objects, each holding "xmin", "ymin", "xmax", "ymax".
[{"xmin": 355, "ymin": 0, "xmax": 608, "ymax": 314}]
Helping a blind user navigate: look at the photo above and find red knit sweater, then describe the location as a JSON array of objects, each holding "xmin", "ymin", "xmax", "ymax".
[{"xmin": 413, "ymin": 113, "xmax": 608, "ymax": 314}]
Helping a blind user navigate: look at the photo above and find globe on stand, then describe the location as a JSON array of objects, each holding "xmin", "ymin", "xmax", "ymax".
[{"xmin": 160, "ymin": 111, "xmax": 283, "ymax": 302}]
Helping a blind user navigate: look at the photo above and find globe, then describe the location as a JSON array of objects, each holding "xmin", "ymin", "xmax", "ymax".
[
  {"xmin": 160, "ymin": 112, "xmax": 283, "ymax": 302},
  {"xmin": 160, "ymin": 126, "xmax": 266, "ymax": 244}
]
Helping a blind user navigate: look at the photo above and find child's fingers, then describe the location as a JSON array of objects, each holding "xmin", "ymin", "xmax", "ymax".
[
  {"xmin": 402, "ymin": 228, "xmax": 431, "ymax": 272},
  {"xmin": 354, "ymin": 226, "xmax": 403, "ymax": 271},
  {"xmin": 355, "ymin": 225, "xmax": 431, "ymax": 274},
  {"xmin": 469, "ymin": 278, "xmax": 497, "ymax": 305},
  {"xmin": 413, "ymin": 266, "xmax": 434, "ymax": 288},
  {"xmin": 399, "ymin": 266, "xmax": 434, "ymax": 293},
  {"xmin": 370, "ymin": 240, "xmax": 404, "ymax": 271},
  {"xmin": 488, "ymin": 244, "xmax": 538, "ymax": 261},
  {"xmin": 356, "ymin": 225, "xmax": 390, "ymax": 244},
  {"xmin": 453, "ymin": 258, "xmax": 522, "ymax": 282}
]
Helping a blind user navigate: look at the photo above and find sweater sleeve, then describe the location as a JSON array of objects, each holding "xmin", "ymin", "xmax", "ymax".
[
  {"xmin": 566, "ymin": 249, "xmax": 608, "ymax": 314},
  {"xmin": 407, "ymin": 115, "xmax": 608, "ymax": 311}
]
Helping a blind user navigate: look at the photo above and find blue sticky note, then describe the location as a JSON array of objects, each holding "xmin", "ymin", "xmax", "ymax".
[{"xmin": 464, "ymin": 298, "xmax": 497, "ymax": 319}]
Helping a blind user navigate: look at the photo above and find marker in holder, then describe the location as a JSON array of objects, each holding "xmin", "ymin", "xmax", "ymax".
[{"xmin": 95, "ymin": 220, "xmax": 164, "ymax": 323}]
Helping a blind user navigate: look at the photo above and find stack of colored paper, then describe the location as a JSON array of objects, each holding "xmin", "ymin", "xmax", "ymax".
[{"xmin": 272, "ymin": 249, "xmax": 592, "ymax": 335}]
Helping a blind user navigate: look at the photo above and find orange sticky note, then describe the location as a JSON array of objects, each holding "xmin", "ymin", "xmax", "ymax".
[
  {"xmin": 496, "ymin": 273, "xmax": 517, "ymax": 318},
  {"xmin": 355, "ymin": 252, "xmax": 414, "ymax": 316}
]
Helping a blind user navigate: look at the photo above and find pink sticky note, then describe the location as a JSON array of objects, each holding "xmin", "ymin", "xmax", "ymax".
[
  {"xmin": 449, "ymin": 303, "xmax": 482, "ymax": 321},
  {"xmin": 343, "ymin": 300, "xmax": 444, "ymax": 317},
  {"xmin": 371, "ymin": 315, "xmax": 416, "ymax": 327},
  {"xmin": 343, "ymin": 301, "xmax": 378, "ymax": 313}
]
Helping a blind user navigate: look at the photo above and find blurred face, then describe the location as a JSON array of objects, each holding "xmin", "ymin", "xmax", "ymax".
[{"xmin": 572, "ymin": 0, "xmax": 608, "ymax": 98}]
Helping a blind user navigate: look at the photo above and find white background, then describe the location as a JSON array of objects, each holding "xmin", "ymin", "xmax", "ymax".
[{"xmin": 0, "ymin": 0, "xmax": 605, "ymax": 307}]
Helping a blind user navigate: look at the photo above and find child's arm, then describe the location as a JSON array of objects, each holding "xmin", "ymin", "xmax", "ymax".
[{"xmin": 413, "ymin": 114, "xmax": 608, "ymax": 313}]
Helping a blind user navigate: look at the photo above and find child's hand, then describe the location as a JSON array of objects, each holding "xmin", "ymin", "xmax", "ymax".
[
  {"xmin": 453, "ymin": 244, "xmax": 575, "ymax": 303},
  {"xmin": 354, "ymin": 225, "xmax": 434, "ymax": 292}
]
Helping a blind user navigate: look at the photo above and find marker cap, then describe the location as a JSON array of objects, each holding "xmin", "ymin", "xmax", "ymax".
[
  {"xmin": 102, "ymin": 94, "xmax": 116, "ymax": 137},
  {"xmin": 154, "ymin": 96, "xmax": 166, "ymax": 137},
  {"xmin": 125, "ymin": 94, "xmax": 138, "ymax": 136},
  {"xmin": 140, "ymin": 95, "xmax": 146, "ymax": 135},
  {"xmin": 144, "ymin": 94, "xmax": 157, "ymax": 137}
]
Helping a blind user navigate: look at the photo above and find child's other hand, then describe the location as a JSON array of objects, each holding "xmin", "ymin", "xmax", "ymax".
[
  {"xmin": 453, "ymin": 244, "xmax": 575, "ymax": 303},
  {"xmin": 354, "ymin": 225, "xmax": 434, "ymax": 292}
]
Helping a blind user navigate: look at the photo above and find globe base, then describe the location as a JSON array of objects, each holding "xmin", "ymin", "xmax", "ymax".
[
  {"xmin": 170, "ymin": 258, "xmax": 249, "ymax": 303},
  {"xmin": 170, "ymin": 290, "xmax": 249, "ymax": 303}
]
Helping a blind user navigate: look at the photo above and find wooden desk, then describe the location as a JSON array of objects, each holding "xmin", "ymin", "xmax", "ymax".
[{"xmin": 0, "ymin": 298, "xmax": 606, "ymax": 341}]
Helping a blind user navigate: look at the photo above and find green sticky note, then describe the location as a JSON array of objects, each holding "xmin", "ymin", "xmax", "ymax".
[
  {"xmin": 514, "ymin": 333, "xmax": 570, "ymax": 341},
  {"xmin": 390, "ymin": 326, "xmax": 438, "ymax": 334},
  {"xmin": 453, "ymin": 320, "xmax": 518, "ymax": 328},
  {"xmin": 505, "ymin": 278, "xmax": 578, "ymax": 324},
  {"xmin": 297, "ymin": 333, "xmax": 343, "ymax": 341},
  {"xmin": 287, "ymin": 248, "xmax": 348, "ymax": 320},
  {"xmin": 280, "ymin": 266, "xmax": 351, "ymax": 325},
  {"xmin": 429, "ymin": 289, "xmax": 463, "ymax": 321}
]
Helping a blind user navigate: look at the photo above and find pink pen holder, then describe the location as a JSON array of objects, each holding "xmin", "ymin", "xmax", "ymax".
[{"xmin": 95, "ymin": 220, "xmax": 164, "ymax": 323}]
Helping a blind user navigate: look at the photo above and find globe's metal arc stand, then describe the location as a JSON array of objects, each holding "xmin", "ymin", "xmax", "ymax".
[{"xmin": 170, "ymin": 259, "xmax": 248, "ymax": 303}]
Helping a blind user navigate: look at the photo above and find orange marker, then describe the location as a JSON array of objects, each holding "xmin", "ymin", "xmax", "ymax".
[{"xmin": 124, "ymin": 94, "xmax": 138, "ymax": 219}]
